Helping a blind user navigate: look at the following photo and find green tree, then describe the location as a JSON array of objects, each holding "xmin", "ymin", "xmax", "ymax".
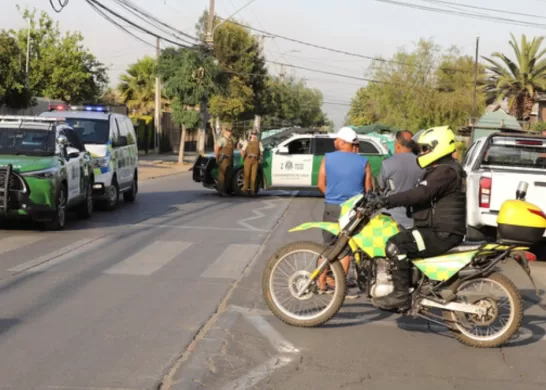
[
  {"xmin": 196, "ymin": 13, "xmax": 268, "ymax": 125},
  {"xmin": 482, "ymin": 33, "xmax": 546, "ymax": 121},
  {"xmin": 0, "ymin": 31, "xmax": 32, "ymax": 108},
  {"xmin": 347, "ymin": 39, "xmax": 485, "ymax": 131},
  {"xmin": 118, "ymin": 56, "xmax": 163, "ymax": 116},
  {"xmin": 263, "ymin": 76, "xmax": 329, "ymax": 128},
  {"xmin": 158, "ymin": 46, "xmax": 227, "ymax": 154},
  {"xmin": 12, "ymin": 7, "xmax": 108, "ymax": 104}
]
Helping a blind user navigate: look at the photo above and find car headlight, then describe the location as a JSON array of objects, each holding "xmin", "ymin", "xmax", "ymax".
[
  {"xmin": 21, "ymin": 167, "xmax": 59, "ymax": 179},
  {"xmin": 93, "ymin": 157, "xmax": 110, "ymax": 168}
]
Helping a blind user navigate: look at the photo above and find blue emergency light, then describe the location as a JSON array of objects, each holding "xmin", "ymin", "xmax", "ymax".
[{"xmin": 70, "ymin": 105, "xmax": 110, "ymax": 112}]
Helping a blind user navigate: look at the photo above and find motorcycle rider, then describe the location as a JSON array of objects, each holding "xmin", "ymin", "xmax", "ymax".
[{"xmin": 372, "ymin": 126, "xmax": 467, "ymax": 311}]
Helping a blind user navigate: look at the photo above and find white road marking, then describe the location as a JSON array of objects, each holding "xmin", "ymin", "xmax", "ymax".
[
  {"xmin": 104, "ymin": 241, "xmax": 192, "ymax": 276},
  {"xmin": 237, "ymin": 193, "xmax": 296, "ymax": 231},
  {"xmin": 136, "ymin": 223, "xmax": 269, "ymax": 232},
  {"xmin": 200, "ymin": 244, "xmax": 261, "ymax": 279},
  {"xmin": 220, "ymin": 356, "xmax": 292, "ymax": 390},
  {"xmin": 220, "ymin": 305, "xmax": 300, "ymax": 389},
  {"xmin": 0, "ymin": 235, "xmax": 45, "ymax": 255},
  {"xmin": 8, "ymin": 238, "xmax": 106, "ymax": 273}
]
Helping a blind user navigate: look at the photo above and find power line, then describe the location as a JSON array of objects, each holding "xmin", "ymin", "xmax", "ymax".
[
  {"xmin": 85, "ymin": 0, "xmax": 196, "ymax": 49},
  {"xmin": 374, "ymin": 0, "xmax": 546, "ymax": 30},
  {"xmin": 49, "ymin": 0, "xmax": 69, "ymax": 12},
  {"xmin": 221, "ymin": 17, "xmax": 467, "ymax": 73},
  {"xmin": 266, "ymin": 61, "xmax": 393, "ymax": 84}
]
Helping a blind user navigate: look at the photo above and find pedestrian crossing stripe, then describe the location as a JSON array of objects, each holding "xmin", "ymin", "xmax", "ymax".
[{"xmin": 413, "ymin": 252, "xmax": 476, "ymax": 281}]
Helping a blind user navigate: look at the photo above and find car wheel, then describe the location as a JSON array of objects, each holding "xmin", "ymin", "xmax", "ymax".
[
  {"xmin": 231, "ymin": 169, "xmax": 246, "ymax": 196},
  {"xmin": 46, "ymin": 184, "xmax": 67, "ymax": 230},
  {"xmin": 123, "ymin": 174, "xmax": 138, "ymax": 203},
  {"xmin": 104, "ymin": 177, "xmax": 119, "ymax": 210},
  {"xmin": 76, "ymin": 180, "xmax": 93, "ymax": 219}
]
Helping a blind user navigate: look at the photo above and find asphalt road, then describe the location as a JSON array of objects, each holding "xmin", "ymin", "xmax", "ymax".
[{"xmin": 1, "ymin": 172, "xmax": 546, "ymax": 390}]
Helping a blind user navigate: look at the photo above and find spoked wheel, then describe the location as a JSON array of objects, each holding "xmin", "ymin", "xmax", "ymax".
[
  {"xmin": 262, "ymin": 241, "xmax": 346, "ymax": 327},
  {"xmin": 443, "ymin": 272, "xmax": 523, "ymax": 348}
]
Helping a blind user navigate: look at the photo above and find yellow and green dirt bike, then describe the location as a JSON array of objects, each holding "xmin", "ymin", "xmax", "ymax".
[{"xmin": 262, "ymin": 181, "xmax": 545, "ymax": 348}]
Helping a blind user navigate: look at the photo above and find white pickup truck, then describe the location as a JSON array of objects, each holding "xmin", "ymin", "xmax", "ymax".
[{"xmin": 463, "ymin": 132, "xmax": 546, "ymax": 241}]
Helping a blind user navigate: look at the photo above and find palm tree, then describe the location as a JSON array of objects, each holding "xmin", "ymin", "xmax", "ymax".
[
  {"xmin": 118, "ymin": 56, "xmax": 167, "ymax": 116},
  {"xmin": 482, "ymin": 34, "xmax": 546, "ymax": 120}
]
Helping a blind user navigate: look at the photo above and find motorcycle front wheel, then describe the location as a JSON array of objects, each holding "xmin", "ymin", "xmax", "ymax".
[
  {"xmin": 443, "ymin": 272, "xmax": 523, "ymax": 348},
  {"xmin": 262, "ymin": 241, "xmax": 346, "ymax": 327}
]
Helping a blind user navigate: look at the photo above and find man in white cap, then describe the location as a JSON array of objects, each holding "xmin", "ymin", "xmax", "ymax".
[{"xmin": 317, "ymin": 127, "xmax": 372, "ymax": 297}]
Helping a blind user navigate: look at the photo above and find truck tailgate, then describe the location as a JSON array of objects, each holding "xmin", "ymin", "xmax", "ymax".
[{"xmin": 489, "ymin": 171, "xmax": 546, "ymax": 211}]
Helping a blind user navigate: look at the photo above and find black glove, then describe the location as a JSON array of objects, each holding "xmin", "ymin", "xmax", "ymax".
[{"xmin": 374, "ymin": 194, "xmax": 389, "ymax": 209}]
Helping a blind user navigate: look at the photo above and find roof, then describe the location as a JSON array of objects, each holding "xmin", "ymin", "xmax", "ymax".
[
  {"xmin": 473, "ymin": 111, "xmax": 523, "ymax": 131},
  {"xmin": 349, "ymin": 123, "xmax": 400, "ymax": 135},
  {"xmin": 0, "ymin": 116, "xmax": 66, "ymax": 131},
  {"xmin": 39, "ymin": 111, "xmax": 111, "ymax": 120}
]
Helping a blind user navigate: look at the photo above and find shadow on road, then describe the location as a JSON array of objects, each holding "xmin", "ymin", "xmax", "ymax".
[{"xmin": 0, "ymin": 319, "xmax": 20, "ymax": 337}]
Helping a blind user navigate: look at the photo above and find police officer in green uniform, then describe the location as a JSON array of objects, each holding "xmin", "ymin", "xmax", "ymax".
[
  {"xmin": 215, "ymin": 128, "xmax": 234, "ymax": 196},
  {"xmin": 242, "ymin": 130, "xmax": 263, "ymax": 196}
]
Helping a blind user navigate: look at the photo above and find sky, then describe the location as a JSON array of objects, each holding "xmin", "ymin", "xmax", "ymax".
[{"xmin": 2, "ymin": 0, "xmax": 546, "ymax": 128}]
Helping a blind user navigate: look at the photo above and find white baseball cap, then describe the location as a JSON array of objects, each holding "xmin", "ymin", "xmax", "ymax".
[{"xmin": 335, "ymin": 127, "xmax": 358, "ymax": 143}]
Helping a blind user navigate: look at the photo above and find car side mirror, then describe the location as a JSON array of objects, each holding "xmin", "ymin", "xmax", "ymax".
[
  {"xmin": 114, "ymin": 136, "xmax": 128, "ymax": 147},
  {"xmin": 66, "ymin": 146, "xmax": 80, "ymax": 159},
  {"xmin": 277, "ymin": 146, "xmax": 289, "ymax": 154}
]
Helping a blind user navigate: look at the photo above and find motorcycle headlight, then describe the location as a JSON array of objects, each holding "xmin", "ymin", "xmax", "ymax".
[
  {"xmin": 93, "ymin": 157, "xmax": 110, "ymax": 168},
  {"xmin": 21, "ymin": 167, "xmax": 59, "ymax": 179}
]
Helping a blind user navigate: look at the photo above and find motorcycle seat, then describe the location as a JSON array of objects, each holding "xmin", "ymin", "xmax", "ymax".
[{"xmin": 445, "ymin": 241, "xmax": 487, "ymax": 254}]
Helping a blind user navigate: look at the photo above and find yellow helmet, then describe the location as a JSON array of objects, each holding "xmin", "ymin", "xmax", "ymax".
[{"xmin": 416, "ymin": 126, "xmax": 456, "ymax": 168}]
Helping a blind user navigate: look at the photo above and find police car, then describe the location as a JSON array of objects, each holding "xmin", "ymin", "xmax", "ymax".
[
  {"xmin": 0, "ymin": 116, "xmax": 94, "ymax": 230},
  {"xmin": 40, "ymin": 105, "xmax": 139, "ymax": 210},
  {"xmin": 192, "ymin": 130, "xmax": 391, "ymax": 195}
]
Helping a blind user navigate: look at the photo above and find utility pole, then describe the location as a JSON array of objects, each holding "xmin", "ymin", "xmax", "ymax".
[
  {"xmin": 25, "ymin": 18, "xmax": 30, "ymax": 87},
  {"xmin": 154, "ymin": 37, "xmax": 162, "ymax": 154},
  {"xmin": 206, "ymin": 0, "xmax": 215, "ymax": 44},
  {"xmin": 253, "ymin": 34, "xmax": 266, "ymax": 133},
  {"xmin": 472, "ymin": 36, "xmax": 480, "ymax": 123}
]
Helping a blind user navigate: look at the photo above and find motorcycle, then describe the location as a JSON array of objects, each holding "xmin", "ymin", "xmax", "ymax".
[{"xmin": 262, "ymin": 181, "xmax": 545, "ymax": 348}]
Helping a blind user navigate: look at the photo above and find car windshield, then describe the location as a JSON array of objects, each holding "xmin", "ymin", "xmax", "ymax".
[
  {"xmin": 0, "ymin": 128, "xmax": 55, "ymax": 156},
  {"xmin": 64, "ymin": 118, "xmax": 109, "ymax": 144}
]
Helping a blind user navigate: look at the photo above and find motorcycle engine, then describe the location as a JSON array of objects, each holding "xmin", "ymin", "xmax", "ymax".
[{"xmin": 370, "ymin": 258, "xmax": 394, "ymax": 298}]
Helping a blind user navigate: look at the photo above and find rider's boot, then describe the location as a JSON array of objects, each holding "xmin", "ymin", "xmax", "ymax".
[{"xmin": 372, "ymin": 257, "xmax": 411, "ymax": 311}]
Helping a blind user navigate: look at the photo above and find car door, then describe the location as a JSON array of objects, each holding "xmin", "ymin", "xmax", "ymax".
[
  {"xmin": 60, "ymin": 129, "xmax": 83, "ymax": 202},
  {"xmin": 114, "ymin": 116, "xmax": 131, "ymax": 187},
  {"xmin": 271, "ymin": 136, "xmax": 313, "ymax": 187},
  {"xmin": 310, "ymin": 137, "xmax": 336, "ymax": 186}
]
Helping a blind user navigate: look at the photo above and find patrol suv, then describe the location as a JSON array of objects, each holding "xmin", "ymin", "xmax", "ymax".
[
  {"xmin": 192, "ymin": 130, "xmax": 391, "ymax": 195},
  {"xmin": 0, "ymin": 116, "xmax": 94, "ymax": 230},
  {"xmin": 40, "ymin": 105, "xmax": 138, "ymax": 209}
]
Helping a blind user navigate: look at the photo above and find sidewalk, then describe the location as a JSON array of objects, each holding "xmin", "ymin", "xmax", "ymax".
[{"xmin": 138, "ymin": 152, "xmax": 194, "ymax": 181}]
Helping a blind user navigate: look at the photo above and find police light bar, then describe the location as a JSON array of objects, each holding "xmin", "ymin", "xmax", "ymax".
[
  {"xmin": 48, "ymin": 104, "xmax": 69, "ymax": 111},
  {"xmin": 70, "ymin": 105, "xmax": 110, "ymax": 112}
]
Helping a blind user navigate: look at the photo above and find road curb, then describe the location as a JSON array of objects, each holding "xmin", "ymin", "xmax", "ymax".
[{"xmin": 140, "ymin": 169, "xmax": 191, "ymax": 181}]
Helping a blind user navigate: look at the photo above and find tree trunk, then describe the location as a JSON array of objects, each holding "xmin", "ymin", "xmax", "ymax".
[{"xmin": 178, "ymin": 125, "xmax": 186, "ymax": 165}]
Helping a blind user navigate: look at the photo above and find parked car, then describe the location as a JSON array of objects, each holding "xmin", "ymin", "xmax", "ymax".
[
  {"xmin": 462, "ymin": 132, "xmax": 546, "ymax": 241},
  {"xmin": 192, "ymin": 131, "xmax": 391, "ymax": 195},
  {"xmin": 40, "ymin": 105, "xmax": 138, "ymax": 209},
  {"xmin": 0, "ymin": 115, "xmax": 94, "ymax": 230}
]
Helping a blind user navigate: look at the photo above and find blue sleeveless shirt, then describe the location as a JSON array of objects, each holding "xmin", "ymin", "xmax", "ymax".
[{"xmin": 324, "ymin": 151, "xmax": 368, "ymax": 205}]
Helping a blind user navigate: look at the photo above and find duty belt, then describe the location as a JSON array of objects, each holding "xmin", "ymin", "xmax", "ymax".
[{"xmin": 247, "ymin": 154, "xmax": 259, "ymax": 158}]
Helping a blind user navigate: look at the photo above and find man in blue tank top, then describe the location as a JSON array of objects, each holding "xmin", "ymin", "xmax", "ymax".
[{"xmin": 317, "ymin": 127, "xmax": 372, "ymax": 295}]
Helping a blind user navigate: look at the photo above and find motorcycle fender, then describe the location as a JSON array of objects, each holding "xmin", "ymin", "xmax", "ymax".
[{"xmin": 289, "ymin": 222, "xmax": 340, "ymax": 236}]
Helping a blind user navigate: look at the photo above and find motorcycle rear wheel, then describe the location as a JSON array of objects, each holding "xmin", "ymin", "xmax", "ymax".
[
  {"xmin": 443, "ymin": 272, "xmax": 523, "ymax": 348},
  {"xmin": 262, "ymin": 241, "xmax": 346, "ymax": 327}
]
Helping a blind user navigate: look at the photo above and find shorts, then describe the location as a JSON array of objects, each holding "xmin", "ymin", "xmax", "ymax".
[{"xmin": 323, "ymin": 203, "xmax": 351, "ymax": 258}]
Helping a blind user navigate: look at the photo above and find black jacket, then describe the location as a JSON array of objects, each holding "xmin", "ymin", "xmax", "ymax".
[{"xmin": 386, "ymin": 157, "xmax": 467, "ymax": 236}]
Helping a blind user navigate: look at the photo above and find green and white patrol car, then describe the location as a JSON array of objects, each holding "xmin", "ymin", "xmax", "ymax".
[
  {"xmin": 193, "ymin": 130, "xmax": 392, "ymax": 195},
  {"xmin": 0, "ymin": 116, "xmax": 94, "ymax": 230},
  {"xmin": 40, "ymin": 105, "xmax": 139, "ymax": 209}
]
